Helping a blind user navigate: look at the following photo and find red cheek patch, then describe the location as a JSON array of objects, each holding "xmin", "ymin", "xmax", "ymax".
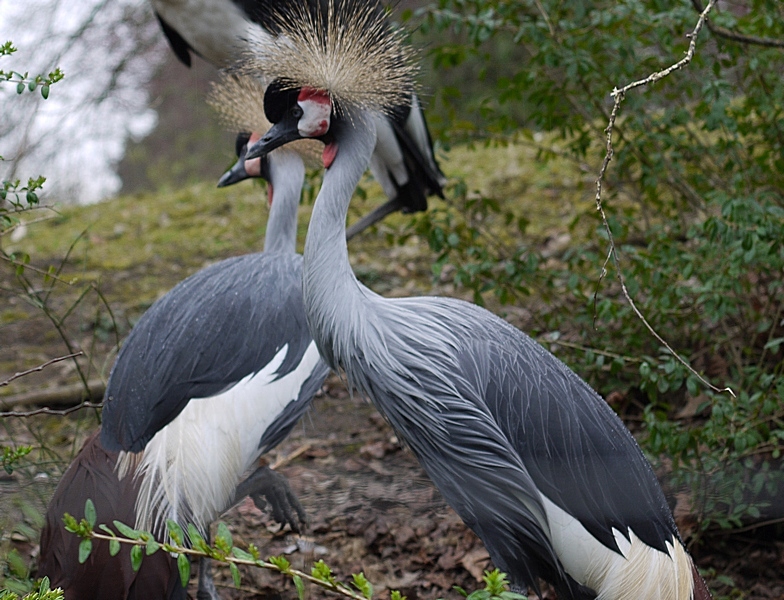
[
  {"xmin": 322, "ymin": 142, "xmax": 338, "ymax": 169},
  {"xmin": 298, "ymin": 87, "xmax": 330, "ymax": 105},
  {"xmin": 312, "ymin": 119, "xmax": 329, "ymax": 136}
]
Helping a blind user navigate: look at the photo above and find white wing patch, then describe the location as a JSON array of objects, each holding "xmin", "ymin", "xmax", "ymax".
[
  {"xmin": 540, "ymin": 494, "xmax": 694, "ymax": 600},
  {"xmin": 119, "ymin": 341, "xmax": 323, "ymax": 537}
]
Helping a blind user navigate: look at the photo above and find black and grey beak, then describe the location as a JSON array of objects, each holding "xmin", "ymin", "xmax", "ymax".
[
  {"xmin": 246, "ymin": 117, "xmax": 303, "ymax": 160},
  {"xmin": 217, "ymin": 154, "xmax": 250, "ymax": 187}
]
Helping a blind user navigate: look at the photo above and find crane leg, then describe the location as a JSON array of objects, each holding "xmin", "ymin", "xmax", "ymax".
[
  {"xmin": 233, "ymin": 465, "xmax": 308, "ymax": 533},
  {"xmin": 196, "ymin": 554, "xmax": 220, "ymax": 600}
]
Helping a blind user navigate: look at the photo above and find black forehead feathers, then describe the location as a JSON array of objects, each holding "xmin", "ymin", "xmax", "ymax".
[
  {"xmin": 235, "ymin": 132, "xmax": 251, "ymax": 157},
  {"xmin": 264, "ymin": 80, "xmax": 302, "ymax": 124}
]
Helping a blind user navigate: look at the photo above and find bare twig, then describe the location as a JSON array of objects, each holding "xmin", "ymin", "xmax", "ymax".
[
  {"xmin": 691, "ymin": 0, "xmax": 784, "ymax": 49},
  {"xmin": 0, "ymin": 379, "xmax": 104, "ymax": 416},
  {"xmin": 0, "ymin": 352, "xmax": 83, "ymax": 387},
  {"xmin": 594, "ymin": 0, "xmax": 735, "ymax": 398},
  {"xmin": 0, "ymin": 400, "xmax": 103, "ymax": 418}
]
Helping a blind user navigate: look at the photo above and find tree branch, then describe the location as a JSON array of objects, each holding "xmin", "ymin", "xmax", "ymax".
[
  {"xmin": 0, "ymin": 353, "xmax": 83, "ymax": 387},
  {"xmin": 691, "ymin": 0, "xmax": 784, "ymax": 49},
  {"xmin": 594, "ymin": 0, "xmax": 735, "ymax": 398}
]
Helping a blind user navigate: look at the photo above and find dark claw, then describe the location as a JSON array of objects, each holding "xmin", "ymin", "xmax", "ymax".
[{"xmin": 235, "ymin": 466, "xmax": 308, "ymax": 532}]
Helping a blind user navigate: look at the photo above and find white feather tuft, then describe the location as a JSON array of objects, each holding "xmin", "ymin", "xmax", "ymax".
[
  {"xmin": 541, "ymin": 494, "xmax": 694, "ymax": 599},
  {"xmin": 117, "ymin": 342, "xmax": 323, "ymax": 539}
]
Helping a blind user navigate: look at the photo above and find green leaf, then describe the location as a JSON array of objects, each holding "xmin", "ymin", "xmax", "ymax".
[
  {"xmin": 311, "ymin": 560, "xmax": 335, "ymax": 584},
  {"xmin": 146, "ymin": 539, "xmax": 161, "ymax": 555},
  {"xmin": 109, "ymin": 538, "xmax": 121, "ymax": 557},
  {"xmin": 187, "ymin": 523, "xmax": 206, "ymax": 550},
  {"xmin": 352, "ymin": 572, "xmax": 373, "ymax": 599},
  {"xmin": 78, "ymin": 539, "xmax": 92, "ymax": 564},
  {"xmin": 41, "ymin": 84, "xmax": 49, "ymax": 99},
  {"xmin": 230, "ymin": 562, "xmax": 241, "ymax": 588},
  {"xmin": 215, "ymin": 521, "xmax": 233, "ymax": 552},
  {"xmin": 166, "ymin": 520, "xmax": 185, "ymax": 545},
  {"xmin": 130, "ymin": 545, "xmax": 143, "ymax": 572},
  {"xmin": 232, "ymin": 547, "xmax": 255, "ymax": 561},
  {"xmin": 62, "ymin": 513, "xmax": 79, "ymax": 532},
  {"xmin": 16, "ymin": 81, "xmax": 24, "ymax": 94},
  {"xmin": 269, "ymin": 555, "xmax": 291, "ymax": 572},
  {"xmin": 293, "ymin": 574, "xmax": 306, "ymax": 600},
  {"xmin": 113, "ymin": 520, "xmax": 142, "ymax": 540},
  {"xmin": 177, "ymin": 553, "xmax": 190, "ymax": 587},
  {"xmin": 84, "ymin": 499, "xmax": 96, "ymax": 527}
]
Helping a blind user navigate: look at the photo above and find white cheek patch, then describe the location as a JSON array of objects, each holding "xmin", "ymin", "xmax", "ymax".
[{"xmin": 298, "ymin": 98, "xmax": 331, "ymax": 137}]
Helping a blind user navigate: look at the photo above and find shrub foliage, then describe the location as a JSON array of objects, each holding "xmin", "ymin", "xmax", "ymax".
[{"xmin": 409, "ymin": 0, "xmax": 784, "ymax": 535}]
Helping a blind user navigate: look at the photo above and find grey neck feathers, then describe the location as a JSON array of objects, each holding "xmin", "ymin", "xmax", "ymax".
[
  {"xmin": 264, "ymin": 149, "xmax": 305, "ymax": 254},
  {"xmin": 302, "ymin": 109, "xmax": 378, "ymax": 369}
]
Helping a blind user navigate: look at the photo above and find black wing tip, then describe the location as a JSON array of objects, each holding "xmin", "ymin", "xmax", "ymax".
[{"xmin": 155, "ymin": 12, "xmax": 194, "ymax": 68}]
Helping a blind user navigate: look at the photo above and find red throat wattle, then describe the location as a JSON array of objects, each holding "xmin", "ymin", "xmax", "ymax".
[
  {"xmin": 267, "ymin": 183, "xmax": 274, "ymax": 207},
  {"xmin": 322, "ymin": 142, "xmax": 338, "ymax": 169}
]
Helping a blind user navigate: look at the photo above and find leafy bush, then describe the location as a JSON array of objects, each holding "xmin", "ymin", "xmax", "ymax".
[{"xmin": 408, "ymin": 0, "xmax": 784, "ymax": 536}]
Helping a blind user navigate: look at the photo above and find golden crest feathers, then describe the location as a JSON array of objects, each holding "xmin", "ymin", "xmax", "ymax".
[
  {"xmin": 208, "ymin": 73, "xmax": 271, "ymax": 134},
  {"xmin": 208, "ymin": 73, "xmax": 322, "ymax": 166},
  {"xmin": 239, "ymin": 0, "xmax": 417, "ymax": 114}
]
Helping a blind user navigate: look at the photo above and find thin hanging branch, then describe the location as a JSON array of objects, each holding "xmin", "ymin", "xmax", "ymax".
[
  {"xmin": 0, "ymin": 352, "xmax": 83, "ymax": 387},
  {"xmin": 594, "ymin": 0, "xmax": 735, "ymax": 398}
]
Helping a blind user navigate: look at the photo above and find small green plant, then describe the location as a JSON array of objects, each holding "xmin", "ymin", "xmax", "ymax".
[
  {"xmin": 64, "ymin": 499, "xmax": 521, "ymax": 600},
  {"xmin": 1, "ymin": 445, "xmax": 32, "ymax": 475},
  {"xmin": 454, "ymin": 569, "xmax": 527, "ymax": 600},
  {"xmin": 64, "ymin": 499, "xmax": 393, "ymax": 600},
  {"xmin": 0, "ymin": 577, "xmax": 63, "ymax": 600},
  {"xmin": 0, "ymin": 42, "xmax": 64, "ymax": 99},
  {"xmin": 409, "ymin": 0, "xmax": 784, "ymax": 537}
]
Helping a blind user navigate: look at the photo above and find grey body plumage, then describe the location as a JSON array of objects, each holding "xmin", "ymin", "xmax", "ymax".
[{"xmin": 101, "ymin": 251, "xmax": 321, "ymax": 453}]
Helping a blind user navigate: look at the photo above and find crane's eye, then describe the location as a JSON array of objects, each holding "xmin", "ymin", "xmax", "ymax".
[{"xmin": 291, "ymin": 105, "xmax": 303, "ymax": 119}]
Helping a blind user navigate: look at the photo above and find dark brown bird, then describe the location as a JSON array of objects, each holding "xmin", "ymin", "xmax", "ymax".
[{"xmin": 38, "ymin": 433, "xmax": 188, "ymax": 600}]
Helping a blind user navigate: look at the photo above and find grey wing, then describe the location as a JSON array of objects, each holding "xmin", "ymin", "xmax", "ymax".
[
  {"xmin": 101, "ymin": 253, "xmax": 311, "ymax": 453},
  {"xmin": 347, "ymin": 341, "xmax": 570, "ymax": 592},
  {"xmin": 475, "ymin": 319, "xmax": 680, "ymax": 555}
]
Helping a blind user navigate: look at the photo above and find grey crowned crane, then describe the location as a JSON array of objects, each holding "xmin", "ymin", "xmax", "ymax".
[
  {"xmin": 149, "ymin": 0, "xmax": 446, "ymax": 236},
  {"xmin": 238, "ymin": 2, "xmax": 713, "ymax": 598},
  {"xmin": 38, "ymin": 433, "xmax": 186, "ymax": 600},
  {"xmin": 41, "ymin": 134, "xmax": 319, "ymax": 600},
  {"xmin": 95, "ymin": 80, "xmax": 330, "ymax": 598}
]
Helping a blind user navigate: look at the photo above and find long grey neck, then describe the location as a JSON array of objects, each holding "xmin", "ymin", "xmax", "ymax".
[
  {"xmin": 302, "ymin": 109, "xmax": 378, "ymax": 369},
  {"xmin": 264, "ymin": 149, "xmax": 305, "ymax": 254}
]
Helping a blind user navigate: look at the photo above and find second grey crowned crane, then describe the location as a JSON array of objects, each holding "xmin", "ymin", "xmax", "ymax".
[
  {"xmin": 149, "ymin": 0, "xmax": 446, "ymax": 236},
  {"xmin": 240, "ymin": 2, "xmax": 713, "ymax": 599},
  {"xmin": 100, "ymin": 80, "xmax": 329, "ymax": 560}
]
